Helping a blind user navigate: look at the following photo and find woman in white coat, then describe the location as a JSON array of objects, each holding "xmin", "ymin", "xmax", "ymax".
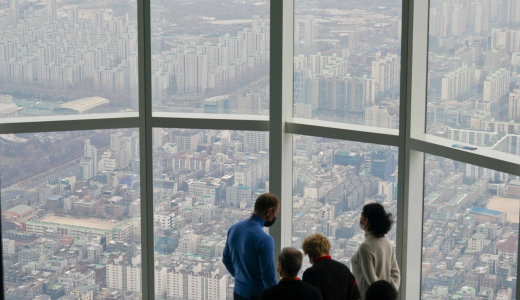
[{"xmin": 351, "ymin": 203, "xmax": 400, "ymax": 299}]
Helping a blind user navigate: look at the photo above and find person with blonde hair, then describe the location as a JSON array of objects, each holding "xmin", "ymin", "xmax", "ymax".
[{"xmin": 301, "ymin": 233, "xmax": 360, "ymax": 300}]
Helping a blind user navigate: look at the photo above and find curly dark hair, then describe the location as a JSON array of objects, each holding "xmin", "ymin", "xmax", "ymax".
[{"xmin": 363, "ymin": 203, "xmax": 393, "ymax": 237}]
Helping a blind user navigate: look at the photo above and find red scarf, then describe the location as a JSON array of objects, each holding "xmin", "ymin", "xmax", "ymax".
[
  {"xmin": 280, "ymin": 277, "xmax": 301, "ymax": 281},
  {"xmin": 313, "ymin": 255, "xmax": 332, "ymax": 264}
]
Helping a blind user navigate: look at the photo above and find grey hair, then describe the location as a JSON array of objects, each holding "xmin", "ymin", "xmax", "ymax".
[{"xmin": 278, "ymin": 247, "xmax": 303, "ymax": 277}]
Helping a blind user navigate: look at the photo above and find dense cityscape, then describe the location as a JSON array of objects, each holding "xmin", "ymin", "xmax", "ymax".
[{"xmin": 1, "ymin": 0, "xmax": 520, "ymax": 300}]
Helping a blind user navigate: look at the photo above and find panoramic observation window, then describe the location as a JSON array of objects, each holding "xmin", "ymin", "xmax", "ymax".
[
  {"xmin": 150, "ymin": 0, "xmax": 270, "ymax": 116},
  {"xmin": 0, "ymin": 0, "xmax": 139, "ymax": 119},
  {"xmin": 152, "ymin": 129, "xmax": 269, "ymax": 299},
  {"xmin": 421, "ymin": 155, "xmax": 519, "ymax": 299},
  {"xmin": 426, "ymin": 0, "xmax": 520, "ymax": 155},
  {"xmin": 4, "ymin": 0, "xmax": 520, "ymax": 299},
  {"xmin": 1, "ymin": 129, "xmax": 141, "ymax": 298},
  {"xmin": 293, "ymin": 0, "xmax": 402, "ymax": 129},
  {"xmin": 292, "ymin": 135, "xmax": 398, "ymax": 274}
]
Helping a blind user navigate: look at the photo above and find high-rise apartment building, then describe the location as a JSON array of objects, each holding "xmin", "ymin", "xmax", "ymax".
[
  {"xmin": 10, "ymin": 0, "xmax": 18, "ymax": 23},
  {"xmin": 309, "ymin": 75, "xmax": 347, "ymax": 111},
  {"xmin": 450, "ymin": 4, "xmax": 464, "ymax": 36},
  {"xmin": 172, "ymin": 130, "xmax": 201, "ymax": 151},
  {"xmin": 79, "ymin": 157, "xmax": 95, "ymax": 180},
  {"xmin": 294, "ymin": 69, "xmax": 311, "ymax": 105},
  {"xmin": 238, "ymin": 91, "xmax": 262, "ymax": 115},
  {"xmin": 346, "ymin": 75, "xmax": 376, "ymax": 113},
  {"xmin": 512, "ymin": 52, "xmax": 520, "ymax": 73},
  {"xmin": 364, "ymin": 106, "xmax": 397, "ymax": 129},
  {"xmin": 234, "ymin": 153, "xmax": 269, "ymax": 190},
  {"xmin": 371, "ymin": 54, "xmax": 400, "ymax": 94},
  {"xmin": 474, "ymin": 0, "xmax": 489, "ymax": 35},
  {"xmin": 441, "ymin": 64, "xmax": 471, "ymax": 101},
  {"xmin": 110, "ymin": 132, "xmax": 131, "ymax": 170},
  {"xmin": 501, "ymin": 0, "xmax": 520, "ymax": 25},
  {"xmin": 491, "ymin": 28, "xmax": 511, "ymax": 50},
  {"xmin": 490, "ymin": 27, "xmax": 520, "ymax": 52},
  {"xmin": 509, "ymin": 89, "xmax": 520, "ymax": 120},
  {"xmin": 155, "ymin": 266, "xmax": 167, "ymax": 297},
  {"xmin": 303, "ymin": 15, "xmax": 314, "ymax": 48},
  {"xmin": 153, "ymin": 128, "xmax": 163, "ymax": 150},
  {"xmin": 448, "ymin": 129, "xmax": 499, "ymax": 147},
  {"xmin": 294, "ymin": 55, "xmax": 308, "ymax": 70},
  {"xmin": 84, "ymin": 139, "xmax": 98, "ymax": 175},
  {"xmin": 162, "ymin": 266, "xmax": 227, "ymax": 300},
  {"xmin": 483, "ymin": 68, "xmax": 510, "ymax": 103},
  {"xmin": 106, "ymin": 258, "xmax": 142, "ymax": 292},
  {"xmin": 176, "ymin": 50, "xmax": 208, "ymax": 95},
  {"xmin": 309, "ymin": 75, "xmax": 373, "ymax": 112},
  {"xmin": 310, "ymin": 52, "xmax": 348, "ymax": 76}
]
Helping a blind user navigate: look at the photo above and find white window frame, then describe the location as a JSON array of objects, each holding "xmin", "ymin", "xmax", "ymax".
[{"xmin": 1, "ymin": 0, "xmax": 520, "ymax": 299}]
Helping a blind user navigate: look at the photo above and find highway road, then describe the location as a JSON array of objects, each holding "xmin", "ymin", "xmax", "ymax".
[
  {"xmin": 1, "ymin": 146, "xmax": 109, "ymax": 207},
  {"xmin": 1, "ymin": 164, "xmax": 80, "ymax": 208}
]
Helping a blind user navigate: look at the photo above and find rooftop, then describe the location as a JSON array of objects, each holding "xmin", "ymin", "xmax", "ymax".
[
  {"xmin": 53, "ymin": 97, "xmax": 109, "ymax": 114},
  {"xmin": 439, "ymin": 172, "xmax": 463, "ymax": 186},
  {"xmin": 425, "ymin": 192, "xmax": 442, "ymax": 204},
  {"xmin": 469, "ymin": 206, "xmax": 502, "ymax": 217},
  {"xmin": 467, "ymin": 179, "xmax": 488, "ymax": 192},
  {"xmin": 5, "ymin": 204, "xmax": 33, "ymax": 215},
  {"xmin": 447, "ymin": 194, "xmax": 467, "ymax": 206},
  {"xmin": 495, "ymin": 233, "xmax": 518, "ymax": 252}
]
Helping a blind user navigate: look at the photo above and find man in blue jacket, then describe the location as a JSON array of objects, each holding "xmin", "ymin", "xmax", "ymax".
[{"xmin": 223, "ymin": 193, "xmax": 280, "ymax": 300}]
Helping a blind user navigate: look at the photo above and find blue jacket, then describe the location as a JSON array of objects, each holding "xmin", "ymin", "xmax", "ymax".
[{"xmin": 223, "ymin": 214, "xmax": 277, "ymax": 298}]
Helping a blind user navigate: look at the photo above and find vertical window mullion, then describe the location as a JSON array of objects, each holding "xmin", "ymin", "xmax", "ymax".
[
  {"xmin": 138, "ymin": 0, "xmax": 154, "ymax": 299},
  {"xmin": 399, "ymin": 0, "xmax": 429, "ymax": 297},
  {"xmin": 269, "ymin": 0, "xmax": 294, "ymax": 270}
]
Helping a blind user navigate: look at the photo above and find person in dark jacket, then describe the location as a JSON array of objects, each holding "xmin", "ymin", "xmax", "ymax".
[
  {"xmin": 365, "ymin": 280, "xmax": 398, "ymax": 300},
  {"xmin": 223, "ymin": 193, "xmax": 280, "ymax": 300},
  {"xmin": 259, "ymin": 247, "xmax": 323, "ymax": 300},
  {"xmin": 302, "ymin": 233, "xmax": 361, "ymax": 300}
]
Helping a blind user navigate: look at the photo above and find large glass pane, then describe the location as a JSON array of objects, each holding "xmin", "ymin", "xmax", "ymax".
[
  {"xmin": 150, "ymin": 1, "xmax": 270, "ymax": 116},
  {"xmin": 292, "ymin": 135, "xmax": 399, "ymax": 274},
  {"xmin": 427, "ymin": 0, "xmax": 520, "ymax": 163},
  {"xmin": 293, "ymin": 1, "xmax": 402, "ymax": 128},
  {"xmin": 422, "ymin": 155, "xmax": 519, "ymax": 299},
  {"xmin": 152, "ymin": 129, "xmax": 269, "ymax": 299},
  {"xmin": 0, "ymin": 1, "xmax": 138, "ymax": 119},
  {"xmin": 1, "ymin": 129, "xmax": 141, "ymax": 298}
]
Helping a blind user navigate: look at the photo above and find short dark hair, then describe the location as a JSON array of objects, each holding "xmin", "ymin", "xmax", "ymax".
[
  {"xmin": 254, "ymin": 193, "xmax": 280, "ymax": 215},
  {"xmin": 363, "ymin": 203, "xmax": 393, "ymax": 237},
  {"xmin": 365, "ymin": 280, "xmax": 397, "ymax": 300},
  {"xmin": 278, "ymin": 247, "xmax": 303, "ymax": 278}
]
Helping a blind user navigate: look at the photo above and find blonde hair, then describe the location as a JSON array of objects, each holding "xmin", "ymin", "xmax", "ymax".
[{"xmin": 302, "ymin": 233, "xmax": 331, "ymax": 259}]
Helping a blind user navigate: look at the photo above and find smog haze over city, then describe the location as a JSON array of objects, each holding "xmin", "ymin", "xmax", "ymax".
[{"xmin": 1, "ymin": 0, "xmax": 520, "ymax": 300}]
